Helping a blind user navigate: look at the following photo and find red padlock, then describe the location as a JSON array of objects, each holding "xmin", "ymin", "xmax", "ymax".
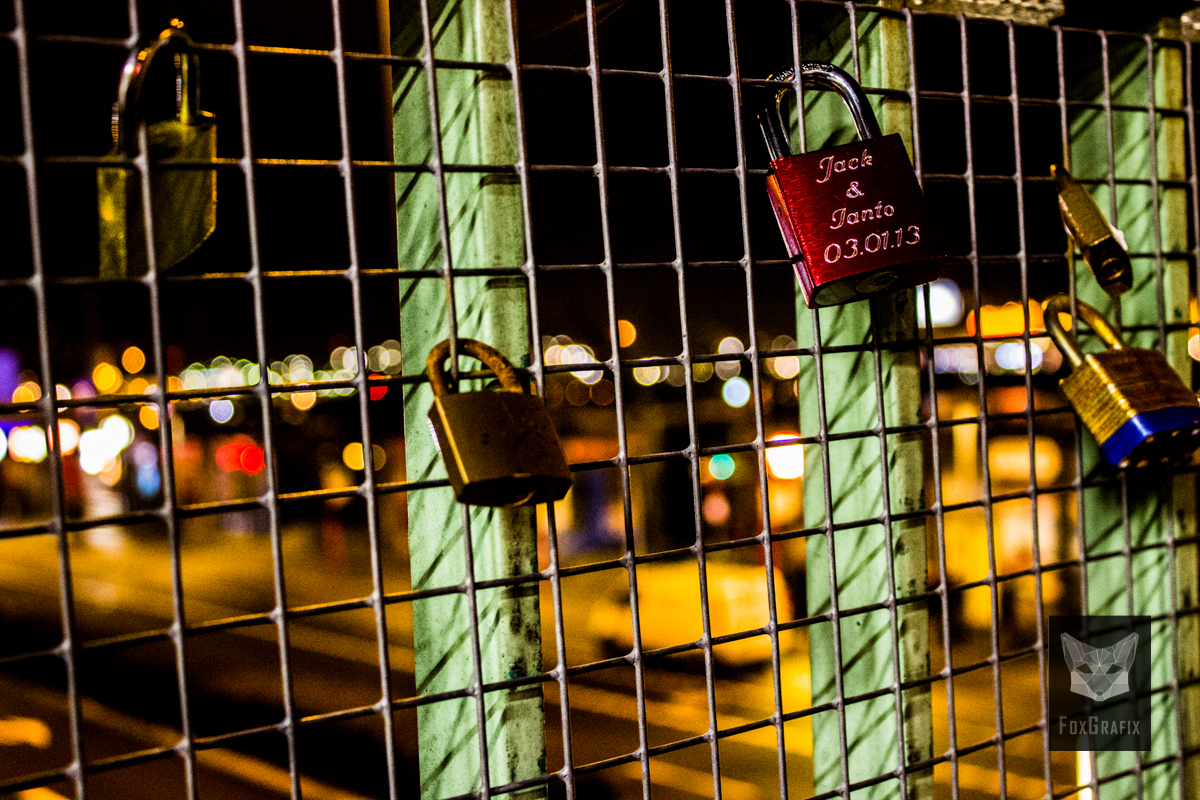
[{"xmin": 760, "ymin": 63, "xmax": 945, "ymax": 308}]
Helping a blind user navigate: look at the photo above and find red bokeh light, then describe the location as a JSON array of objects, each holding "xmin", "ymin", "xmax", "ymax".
[
  {"xmin": 240, "ymin": 445, "xmax": 265, "ymax": 475},
  {"xmin": 369, "ymin": 374, "xmax": 387, "ymax": 401},
  {"xmin": 215, "ymin": 436, "xmax": 264, "ymax": 475},
  {"xmin": 215, "ymin": 443, "xmax": 242, "ymax": 472}
]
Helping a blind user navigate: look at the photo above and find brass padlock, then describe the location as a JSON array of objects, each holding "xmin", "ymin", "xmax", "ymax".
[
  {"xmin": 426, "ymin": 339, "xmax": 573, "ymax": 507},
  {"xmin": 758, "ymin": 62, "xmax": 946, "ymax": 308},
  {"xmin": 98, "ymin": 20, "xmax": 216, "ymax": 279},
  {"xmin": 1044, "ymin": 294, "xmax": 1200, "ymax": 468},
  {"xmin": 1052, "ymin": 165, "xmax": 1132, "ymax": 296}
]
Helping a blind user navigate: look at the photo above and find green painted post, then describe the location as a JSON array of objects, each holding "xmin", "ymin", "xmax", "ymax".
[
  {"xmin": 1066, "ymin": 22, "xmax": 1199, "ymax": 799},
  {"xmin": 797, "ymin": 6, "xmax": 932, "ymax": 798},
  {"xmin": 390, "ymin": 1, "xmax": 546, "ymax": 798}
]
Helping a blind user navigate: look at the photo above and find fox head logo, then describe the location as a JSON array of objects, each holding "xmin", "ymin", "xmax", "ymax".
[{"xmin": 1062, "ymin": 632, "xmax": 1138, "ymax": 702}]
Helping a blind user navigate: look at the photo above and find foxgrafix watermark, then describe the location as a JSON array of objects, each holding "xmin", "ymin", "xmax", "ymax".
[{"xmin": 1048, "ymin": 616, "xmax": 1151, "ymax": 752}]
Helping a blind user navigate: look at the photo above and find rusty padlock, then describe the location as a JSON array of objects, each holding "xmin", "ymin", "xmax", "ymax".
[
  {"xmin": 98, "ymin": 20, "xmax": 216, "ymax": 279},
  {"xmin": 426, "ymin": 339, "xmax": 573, "ymax": 507},
  {"xmin": 759, "ymin": 62, "xmax": 945, "ymax": 308}
]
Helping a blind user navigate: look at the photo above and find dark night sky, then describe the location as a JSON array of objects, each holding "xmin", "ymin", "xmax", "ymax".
[{"xmin": 2, "ymin": 0, "xmax": 1150, "ymax": 386}]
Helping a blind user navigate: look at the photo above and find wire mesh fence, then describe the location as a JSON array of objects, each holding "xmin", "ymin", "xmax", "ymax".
[{"xmin": 0, "ymin": 1, "xmax": 1198, "ymax": 799}]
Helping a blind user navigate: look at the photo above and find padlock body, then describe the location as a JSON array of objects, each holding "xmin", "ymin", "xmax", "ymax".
[
  {"xmin": 98, "ymin": 117, "xmax": 216, "ymax": 279},
  {"xmin": 766, "ymin": 133, "xmax": 945, "ymax": 308},
  {"xmin": 428, "ymin": 390, "xmax": 573, "ymax": 507},
  {"xmin": 1060, "ymin": 348, "xmax": 1200, "ymax": 468},
  {"xmin": 1057, "ymin": 180, "xmax": 1131, "ymax": 295}
]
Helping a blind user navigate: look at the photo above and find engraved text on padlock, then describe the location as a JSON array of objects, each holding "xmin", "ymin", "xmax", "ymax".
[{"xmin": 760, "ymin": 63, "xmax": 945, "ymax": 308}]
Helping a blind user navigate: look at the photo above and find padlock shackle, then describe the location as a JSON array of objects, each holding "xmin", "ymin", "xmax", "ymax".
[
  {"xmin": 426, "ymin": 339, "xmax": 525, "ymax": 398},
  {"xmin": 1043, "ymin": 294, "xmax": 1126, "ymax": 370},
  {"xmin": 759, "ymin": 62, "xmax": 883, "ymax": 162},
  {"xmin": 112, "ymin": 19, "xmax": 200, "ymax": 154}
]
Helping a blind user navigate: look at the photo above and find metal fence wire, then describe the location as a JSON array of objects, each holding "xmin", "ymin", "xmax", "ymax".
[{"xmin": 1, "ymin": 0, "xmax": 1198, "ymax": 799}]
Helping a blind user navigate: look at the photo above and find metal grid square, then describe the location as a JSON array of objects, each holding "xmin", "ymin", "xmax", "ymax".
[{"xmin": 2, "ymin": 1, "xmax": 1198, "ymax": 799}]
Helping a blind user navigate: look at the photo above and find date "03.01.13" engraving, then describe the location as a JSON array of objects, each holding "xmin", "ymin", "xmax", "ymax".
[{"xmin": 823, "ymin": 225, "xmax": 921, "ymax": 264}]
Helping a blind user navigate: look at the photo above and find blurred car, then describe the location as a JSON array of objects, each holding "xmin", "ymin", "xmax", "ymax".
[{"xmin": 589, "ymin": 559, "xmax": 796, "ymax": 669}]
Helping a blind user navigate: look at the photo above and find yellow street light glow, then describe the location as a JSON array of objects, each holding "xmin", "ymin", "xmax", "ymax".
[
  {"xmin": 343, "ymin": 442, "xmax": 386, "ymax": 471},
  {"xmin": 343, "ymin": 443, "xmax": 365, "ymax": 471},
  {"xmin": 765, "ymin": 432, "xmax": 804, "ymax": 480},
  {"xmin": 342, "ymin": 442, "xmax": 387, "ymax": 471},
  {"xmin": 140, "ymin": 405, "xmax": 160, "ymax": 430},
  {"xmin": 122, "ymin": 346, "xmax": 146, "ymax": 374},
  {"xmin": 291, "ymin": 391, "xmax": 317, "ymax": 411},
  {"xmin": 618, "ymin": 320, "xmax": 637, "ymax": 348},
  {"xmin": 93, "ymin": 363, "xmax": 121, "ymax": 393},
  {"xmin": 12, "ymin": 381, "xmax": 40, "ymax": 403}
]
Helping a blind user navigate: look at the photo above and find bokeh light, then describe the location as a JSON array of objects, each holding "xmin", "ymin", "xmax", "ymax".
[
  {"xmin": 101, "ymin": 415, "xmax": 134, "ymax": 451},
  {"xmin": 565, "ymin": 381, "xmax": 590, "ymax": 405},
  {"xmin": 121, "ymin": 346, "xmax": 146, "ymax": 374},
  {"xmin": 633, "ymin": 366, "xmax": 661, "ymax": 386},
  {"xmin": 92, "ymin": 363, "xmax": 121, "ymax": 393},
  {"xmin": 12, "ymin": 381, "xmax": 41, "ymax": 403},
  {"xmin": 57, "ymin": 420, "xmax": 81, "ymax": 456},
  {"xmin": 286, "ymin": 354, "xmax": 315, "ymax": 383},
  {"xmin": 994, "ymin": 341, "xmax": 1043, "ymax": 373},
  {"xmin": 342, "ymin": 443, "xmax": 386, "ymax": 471},
  {"xmin": 240, "ymin": 445, "xmax": 265, "ymax": 475},
  {"xmin": 768, "ymin": 336, "xmax": 801, "ymax": 380},
  {"xmin": 215, "ymin": 438, "xmax": 264, "ymax": 475},
  {"xmin": 8, "ymin": 426, "xmax": 47, "ymax": 463},
  {"xmin": 564, "ymin": 345, "xmax": 602, "ymax": 385},
  {"xmin": 291, "ymin": 391, "xmax": 317, "ymax": 411},
  {"xmin": 715, "ymin": 337, "xmax": 743, "ymax": 380},
  {"xmin": 216, "ymin": 443, "xmax": 243, "ymax": 472},
  {"xmin": 590, "ymin": 379, "xmax": 615, "ymax": 405},
  {"xmin": 722, "ymin": 377, "xmax": 751, "ymax": 408},
  {"xmin": 343, "ymin": 443, "xmax": 365, "ymax": 471},
  {"xmin": 917, "ymin": 279, "xmax": 965, "ymax": 328},
  {"xmin": 765, "ymin": 432, "xmax": 804, "ymax": 480},
  {"xmin": 139, "ymin": 405, "xmax": 160, "ymax": 430},
  {"xmin": 708, "ymin": 453, "xmax": 735, "ymax": 480},
  {"xmin": 618, "ymin": 320, "xmax": 637, "ymax": 348},
  {"xmin": 131, "ymin": 442, "xmax": 160, "ymax": 497},
  {"xmin": 702, "ymin": 492, "xmax": 731, "ymax": 524},
  {"xmin": 209, "ymin": 399, "xmax": 235, "ymax": 423}
]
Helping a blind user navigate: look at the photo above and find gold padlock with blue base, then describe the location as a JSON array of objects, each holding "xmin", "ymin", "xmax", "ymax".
[
  {"xmin": 98, "ymin": 19, "xmax": 216, "ymax": 279},
  {"xmin": 426, "ymin": 338, "xmax": 573, "ymax": 507},
  {"xmin": 1044, "ymin": 294, "xmax": 1200, "ymax": 468}
]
